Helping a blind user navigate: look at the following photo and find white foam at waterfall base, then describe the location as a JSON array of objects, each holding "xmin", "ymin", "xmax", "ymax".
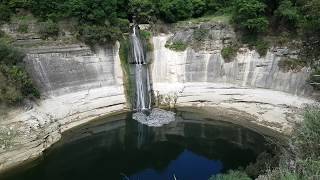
[{"xmin": 133, "ymin": 108, "xmax": 176, "ymax": 127}]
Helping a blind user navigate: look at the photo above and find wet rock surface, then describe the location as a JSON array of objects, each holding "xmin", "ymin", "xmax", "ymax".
[{"xmin": 133, "ymin": 108, "xmax": 176, "ymax": 127}]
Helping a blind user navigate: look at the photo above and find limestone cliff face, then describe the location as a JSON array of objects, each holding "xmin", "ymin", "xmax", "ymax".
[
  {"xmin": 25, "ymin": 44, "xmax": 123, "ymax": 96},
  {"xmin": 152, "ymin": 24, "xmax": 313, "ymax": 96}
]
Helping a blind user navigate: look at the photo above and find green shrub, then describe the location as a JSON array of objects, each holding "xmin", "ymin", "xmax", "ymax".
[
  {"xmin": 0, "ymin": 42, "xmax": 39, "ymax": 105},
  {"xmin": 255, "ymin": 40, "xmax": 269, "ymax": 57},
  {"xmin": 159, "ymin": 0, "xmax": 193, "ymax": 23},
  {"xmin": 78, "ymin": 24, "xmax": 122, "ymax": 46},
  {"xmin": 129, "ymin": 0, "xmax": 157, "ymax": 23},
  {"xmin": 165, "ymin": 41, "xmax": 188, "ymax": 51},
  {"xmin": 0, "ymin": 4, "xmax": 12, "ymax": 23},
  {"xmin": 17, "ymin": 23, "xmax": 29, "ymax": 33},
  {"xmin": 140, "ymin": 30, "xmax": 153, "ymax": 51},
  {"xmin": 113, "ymin": 18, "xmax": 130, "ymax": 33},
  {"xmin": 209, "ymin": 170, "xmax": 251, "ymax": 180},
  {"xmin": 240, "ymin": 35, "xmax": 269, "ymax": 57},
  {"xmin": 193, "ymin": 28, "xmax": 209, "ymax": 41},
  {"xmin": 278, "ymin": 58, "xmax": 306, "ymax": 72},
  {"xmin": 191, "ymin": 0, "xmax": 207, "ymax": 17},
  {"xmin": 119, "ymin": 38, "xmax": 134, "ymax": 107},
  {"xmin": 221, "ymin": 46, "xmax": 238, "ymax": 62},
  {"xmin": 38, "ymin": 20, "xmax": 59, "ymax": 39},
  {"xmin": 140, "ymin": 30, "xmax": 152, "ymax": 41},
  {"xmin": 274, "ymin": 0, "xmax": 300, "ymax": 29},
  {"xmin": 291, "ymin": 105, "xmax": 320, "ymax": 159},
  {"xmin": 232, "ymin": 0, "xmax": 268, "ymax": 33},
  {"xmin": 0, "ymin": 42, "xmax": 25, "ymax": 66}
]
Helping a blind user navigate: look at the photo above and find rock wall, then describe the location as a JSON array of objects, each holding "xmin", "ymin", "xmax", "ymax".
[
  {"xmin": 25, "ymin": 44, "xmax": 123, "ymax": 96},
  {"xmin": 152, "ymin": 32, "xmax": 312, "ymax": 96}
]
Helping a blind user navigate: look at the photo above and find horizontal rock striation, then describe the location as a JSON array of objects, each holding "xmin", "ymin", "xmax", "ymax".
[
  {"xmin": 25, "ymin": 43, "xmax": 123, "ymax": 96},
  {"xmin": 152, "ymin": 28, "xmax": 313, "ymax": 96}
]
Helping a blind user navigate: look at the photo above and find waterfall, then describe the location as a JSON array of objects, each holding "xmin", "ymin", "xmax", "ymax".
[
  {"xmin": 131, "ymin": 25, "xmax": 176, "ymax": 127},
  {"xmin": 131, "ymin": 25, "xmax": 151, "ymax": 111}
]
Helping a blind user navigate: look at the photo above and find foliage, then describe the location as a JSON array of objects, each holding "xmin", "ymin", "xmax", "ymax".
[
  {"xmin": 0, "ymin": 42, "xmax": 39, "ymax": 105},
  {"xmin": 278, "ymin": 58, "xmax": 307, "ymax": 72},
  {"xmin": 0, "ymin": 3, "xmax": 12, "ymax": 23},
  {"xmin": 38, "ymin": 20, "xmax": 60, "ymax": 39},
  {"xmin": 193, "ymin": 28, "xmax": 209, "ymax": 41},
  {"xmin": 291, "ymin": 105, "xmax": 320, "ymax": 160},
  {"xmin": 78, "ymin": 24, "xmax": 122, "ymax": 45},
  {"xmin": 17, "ymin": 22, "xmax": 29, "ymax": 33},
  {"xmin": 165, "ymin": 41, "xmax": 188, "ymax": 51},
  {"xmin": 129, "ymin": 0, "xmax": 157, "ymax": 23},
  {"xmin": 140, "ymin": 30, "xmax": 153, "ymax": 51},
  {"xmin": 190, "ymin": 0, "xmax": 207, "ymax": 18},
  {"xmin": 209, "ymin": 170, "xmax": 251, "ymax": 180},
  {"xmin": 274, "ymin": 0, "xmax": 300, "ymax": 29},
  {"xmin": 255, "ymin": 40, "xmax": 269, "ymax": 57},
  {"xmin": 260, "ymin": 105, "xmax": 320, "ymax": 180},
  {"xmin": 68, "ymin": 0, "xmax": 118, "ymax": 24},
  {"xmin": 158, "ymin": 0, "xmax": 194, "ymax": 23},
  {"xmin": 232, "ymin": 0, "xmax": 268, "ymax": 33},
  {"xmin": 119, "ymin": 38, "xmax": 134, "ymax": 107},
  {"xmin": 205, "ymin": 0, "xmax": 234, "ymax": 15},
  {"xmin": 221, "ymin": 46, "xmax": 238, "ymax": 62}
]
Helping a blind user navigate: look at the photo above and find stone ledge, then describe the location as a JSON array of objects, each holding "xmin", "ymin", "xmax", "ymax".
[{"xmin": 153, "ymin": 82, "xmax": 315, "ymax": 135}]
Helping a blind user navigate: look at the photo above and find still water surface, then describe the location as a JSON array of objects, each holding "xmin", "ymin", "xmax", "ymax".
[{"xmin": 2, "ymin": 111, "xmax": 275, "ymax": 180}]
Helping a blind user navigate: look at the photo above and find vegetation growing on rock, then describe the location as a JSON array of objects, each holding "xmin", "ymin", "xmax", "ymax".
[
  {"xmin": 165, "ymin": 41, "xmax": 188, "ymax": 52},
  {"xmin": 278, "ymin": 57, "xmax": 307, "ymax": 72},
  {"xmin": 0, "ymin": 41, "xmax": 39, "ymax": 105},
  {"xmin": 221, "ymin": 45, "xmax": 238, "ymax": 62}
]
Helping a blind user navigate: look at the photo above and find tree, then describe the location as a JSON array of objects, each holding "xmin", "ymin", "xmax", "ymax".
[
  {"xmin": 233, "ymin": 0, "xmax": 269, "ymax": 33},
  {"xmin": 191, "ymin": 0, "xmax": 206, "ymax": 17},
  {"xmin": 68, "ymin": 0, "xmax": 118, "ymax": 24},
  {"xmin": 129, "ymin": 0, "xmax": 157, "ymax": 23},
  {"xmin": 275, "ymin": 0, "xmax": 300, "ymax": 29},
  {"xmin": 159, "ymin": 0, "xmax": 193, "ymax": 23}
]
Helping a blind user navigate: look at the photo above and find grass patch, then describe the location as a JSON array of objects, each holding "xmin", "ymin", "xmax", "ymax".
[{"xmin": 165, "ymin": 41, "xmax": 188, "ymax": 51}]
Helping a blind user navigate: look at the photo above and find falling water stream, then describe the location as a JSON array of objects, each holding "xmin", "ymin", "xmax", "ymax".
[
  {"xmin": 130, "ymin": 25, "xmax": 175, "ymax": 127},
  {"xmin": 131, "ymin": 26, "xmax": 151, "ymax": 111}
]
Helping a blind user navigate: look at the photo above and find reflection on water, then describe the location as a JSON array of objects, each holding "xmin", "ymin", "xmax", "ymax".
[
  {"xmin": 2, "ymin": 111, "xmax": 275, "ymax": 180},
  {"xmin": 129, "ymin": 150, "xmax": 223, "ymax": 180}
]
